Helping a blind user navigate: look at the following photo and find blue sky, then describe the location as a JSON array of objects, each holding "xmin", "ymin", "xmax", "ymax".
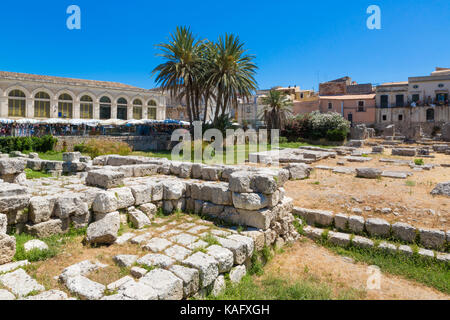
[{"xmin": 0, "ymin": 0, "xmax": 449, "ymax": 91}]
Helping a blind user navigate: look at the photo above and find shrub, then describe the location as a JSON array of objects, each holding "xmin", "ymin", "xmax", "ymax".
[
  {"xmin": 282, "ymin": 111, "xmax": 350, "ymax": 142},
  {"xmin": 326, "ymin": 128, "xmax": 348, "ymax": 142},
  {"xmin": 414, "ymin": 159, "xmax": 424, "ymax": 166},
  {"xmin": 77, "ymin": 139, "xmax": 132, "ymax": 159},
  {"xmin": 0, "ymin": 135, "xmax": 57, "ymax": 153}
]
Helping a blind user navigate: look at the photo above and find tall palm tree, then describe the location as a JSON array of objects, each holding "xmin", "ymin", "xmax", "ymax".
[
  {"xmin": 261, "ymin": 90, "xmax": 293, "ymax": 130},
  {"xmin": 207, "ymin": 34, "xmax": 257, "ymax": 124},
  {"xmin": 152, "ymin": 26, "xmax": 203, "ymax": 124},
  {"xmin": 152, "ymin": 28, "xmax": 258, "ymax": 127}
]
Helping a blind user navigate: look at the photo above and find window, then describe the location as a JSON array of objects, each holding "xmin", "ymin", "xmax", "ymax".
[
  {"xmin": 347, "ymin": 113, "xmax": 353, "ymax": 123},
  {"xmin": 246, "ymin": 106, "xmax": 251, "ymax": 113},
  {"xmin": 80, "ymin": 95, "xmax": 93, "ymax": 119},
  {"xmin": 8, "ymin": 90, "xmax": 26, "ymax": 117},
  {"xmin": 179, "ymin": 112, "xmax": 184, "ymax": 120},
  {"xmin": 34, "ymin": 92, "xmax": 50, "ymax": 118},
  {"xmin": 380, "ymin": 95, "xmax": 388, "ymax": 108},
  {"xmin": 412, "ymin": 94, "xmax": 420, "ymax": 103},
  {"xmin": 426, "ymin": 108, "xmax": 434, "ymax": 121},
  {"xmin": 357, "ymin": 101, "xmax": 365, "ymax": 112},
  {"xmin": 436, "ymin": 93, "xmax": 448, "ymax": 104},
  {"xmin": 438, "ymin": 84, "xmax": 444, "ymax": 88},
  {"xmin": 117, "ymin": 98, "xmax": 128, "ymax": 120},
  {"xmin": 395, "ymin": 95, "xmax": 404, "ymax": 107},
  {"xmin": 382, "ymin": 115, "xmax": 387, "ymax": 121},
  {"xmin": 100, "ymin": 96, "xmax": 111, "ymax": 119},
  {"xmin": 132, "ymin": 99, "xmax": 143, "ymax": 120},
  {"xmin": 58, "ymin": 94, "xmax": 73, "ymax": 118},
  {"xmin": 413, "ymin": 85, "xmax": 419, "ymax": 89},
  {"xmin": 148, "ymin": 100, "xmax": 157, "ymax": 107},
  {"xmin": 148, "ymin": 107, "xmax": 157, "ymax": 120},
  {"xmin": 328, "ymin": 102, "xmax": 333, "ymax": 110},
  {"xmin": 398, "ymin": 115, "xmax": 403, "ymax": 121}
]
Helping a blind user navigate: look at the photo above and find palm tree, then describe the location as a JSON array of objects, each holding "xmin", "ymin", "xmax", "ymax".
[
  {"xmin": 152, "ymin": 26, "xmax": 204, "ymax": 124},
  {"xmin": 207, "ymin": 34, "xmax": 257, "ymax": 125},
  {"xmin": 261, "ymin": 90, "xmax": 293, "ymax": 130},
  {"xmin": 152, "ymin": 28, "xmax": 258, "ymax": 127}
]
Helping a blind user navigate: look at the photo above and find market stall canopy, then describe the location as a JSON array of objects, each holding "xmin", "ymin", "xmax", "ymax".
[
  {"xmin": 100, "ymin": 119, "xmax": 126, "ymax": 126},
  {"xmin": 40, "ymin": 118, "xmax": 70, "ymax": 125},
  {"xmin": 14, "ymin": 118, "xmax": 40, "ymax": 124},
  {"xmin": 126, "ymin": 119, "xmax": 145, "ymax": 126}
]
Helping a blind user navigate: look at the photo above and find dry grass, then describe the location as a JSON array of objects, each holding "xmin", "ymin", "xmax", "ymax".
[
  {"xmin": 263, "ymin": 240, "xmax": 449, "ymax": 300},
  {"xmin": 285, "ymin": 148, "xmax": 450, "ymax": 229}
]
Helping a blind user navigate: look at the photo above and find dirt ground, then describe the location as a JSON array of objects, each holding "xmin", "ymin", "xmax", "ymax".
[
  {"xmin": 265, "ymin": 240, "xmax": 449, "ymax": 300},
  {"xmin": 285, "ymin": 147, "xmax": 450, "ymax": 230}
]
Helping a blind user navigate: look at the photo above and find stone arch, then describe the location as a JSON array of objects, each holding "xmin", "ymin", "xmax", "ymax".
[
  {"xmin": 117, "ymin": 96, "xmax": 129, "ymax": 105},
  {"xmin": 96, "ymin": 92, "xmax": 114, "ymax": 104},
  {"xmin": 76, "ymin": 91, "xmax": 96, "ymax": 102},
  {"xmin": 147, "ymin": 98, "xmax": 158, "ymax": 106},
  {"xmin": 31, "ymin": 87, "xmax": 55, "ymax": 99},
  {"xmin": 55, "ymin": 89, "xmax": 75, "ymax": 101},
  {"xmin": 5, "ymin": 85, "xmax": 31, "ymax": 98}
]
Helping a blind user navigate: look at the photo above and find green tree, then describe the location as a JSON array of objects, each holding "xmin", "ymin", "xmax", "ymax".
[
  {"xmin": 152, "ymin": 27, "xmax": 258, "ymax": 126},
  {"xmin": 261, "ymin": 90, "xmax": 293, "ymax": 130},
  {"xmin": 207, "ymin": 34, "xmax": 258, "ymax": 125},
  {"xmin": 152, "ymin": 26, "xmax": 204, "ymax": 123}
]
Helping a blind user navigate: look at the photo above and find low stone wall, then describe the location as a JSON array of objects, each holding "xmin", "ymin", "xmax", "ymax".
[
  {"xmin": 55, "ymin": 134, "xmax": 174, "ymax": 152},
  {"xmin": 302, "ymin": 224, "xmax": 449, "ymax": 263},
  {"xmin": 374, "ymin": 121, "xmax": 447, "ymax": 139},
  {"xmin": 293, "ymin": 207, "xmax": 450, "ymax": 253}
]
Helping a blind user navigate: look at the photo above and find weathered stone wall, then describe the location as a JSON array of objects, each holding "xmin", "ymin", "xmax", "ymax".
[
  {"xmin": 293, "ymin": 207, "xmax": 450, "ymax": 253},
  {"xmin": 374, "ymin": 121, "xmax": 448, "ymax": 138},
  {"xmin": 319, "ymin": 82, "xmax": 347, "ymax": 96},
  {"xmin": 55, "ymin": 134, "xmax": 174, "ymax": 152}
]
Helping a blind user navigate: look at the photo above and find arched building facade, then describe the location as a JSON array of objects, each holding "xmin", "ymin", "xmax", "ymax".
[{"xmin": 0, "ymin": 71, "xmax": 166, "ymax": 120}]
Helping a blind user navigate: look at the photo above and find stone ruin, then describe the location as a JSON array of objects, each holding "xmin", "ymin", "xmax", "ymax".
[{"xmin": 0, "ymin": 152, "xmax": 301, "ymax": 299}]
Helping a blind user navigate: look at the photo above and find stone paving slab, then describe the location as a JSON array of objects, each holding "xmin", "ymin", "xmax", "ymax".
[
  {"xmin": 65, "ymin": 275, "xmax": 105, "ymax": 300},
  {"xmin": 164, "ymin": 245, "xmax": 192, "ymax": 261},
  {"xmin": 140, "ymin": 269, "xmax": 183, "ymax": 300},
  {"xmin": 137, "ymin": 253, "xmax": 175, "ymax": 269},
  {"xmin": 142, "ymin": 238, "xmax": 172, "ymax": 252},
  {"xmin": 0, "ymin": 269, "xmax": 45, "ymax": 297}
]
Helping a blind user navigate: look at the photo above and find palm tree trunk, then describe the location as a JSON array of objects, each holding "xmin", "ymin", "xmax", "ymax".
[
  {"xmin": 203, "ymin": 92, "xmax": 210, "ymax": 125},
  {"xmin": 214, "ymin": 88, "xmax": 222, "ymax": 124}
]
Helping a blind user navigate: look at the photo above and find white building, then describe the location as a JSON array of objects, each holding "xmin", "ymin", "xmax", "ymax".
[
  {"xmin": 0, "ymin": 71, "xmax": 166, "ymax": 121},
  {"xmin": 409, "ymin": 67, "xmax": 450, "ymax": 106},
  {"xmin": 375, "ymin": 68, "xmax": 450, "ymax": 136}
]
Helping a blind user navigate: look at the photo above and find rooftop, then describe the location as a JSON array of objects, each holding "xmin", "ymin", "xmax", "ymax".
[
  {"xmin": 0, "ymin": 70, "xmax": 151, "ymax": 92},
  {"xmin": 319, "ymin": 94, "xmax": 376, "ymax": 100},
  {"xmin": 378, "ymin": 81, "xmax": 409, "ymax": 87}
]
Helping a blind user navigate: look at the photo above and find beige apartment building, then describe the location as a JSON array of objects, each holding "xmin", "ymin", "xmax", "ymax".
[{"xmin": 375, "ymin": 68, "xmax": 450, "ymax": 135}]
